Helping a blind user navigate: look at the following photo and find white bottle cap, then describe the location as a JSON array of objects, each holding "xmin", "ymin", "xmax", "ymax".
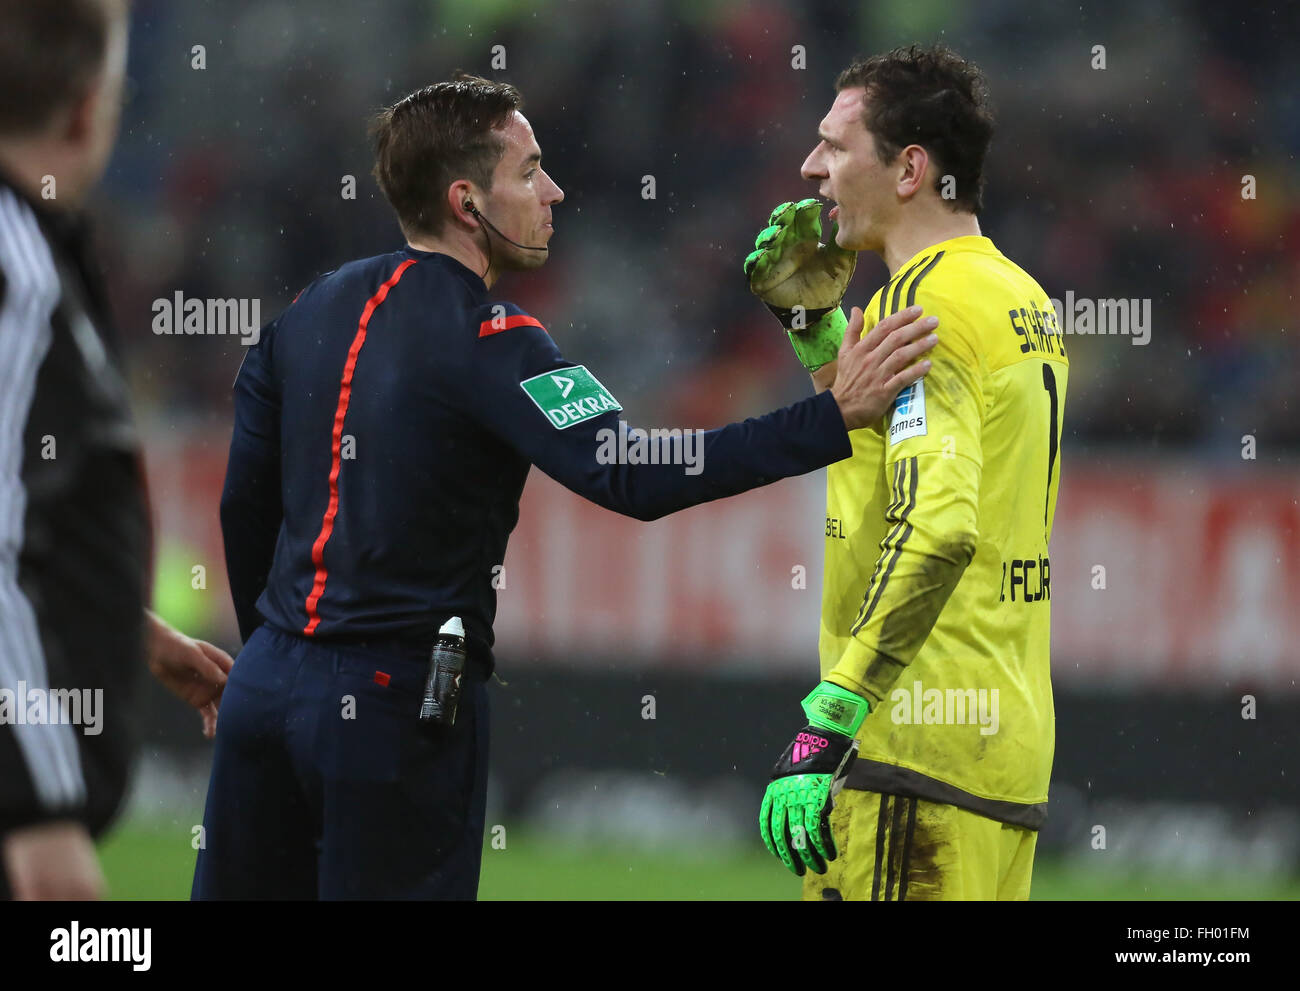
[{"xmin": 439, "ymin": 616, "xmax": 465, "ymax": 639}]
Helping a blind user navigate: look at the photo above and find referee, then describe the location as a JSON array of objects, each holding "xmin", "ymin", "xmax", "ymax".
[
  {"xmin": 196, "ymin": 73, "xmax": 938, "ymax": 899},
  {"xmin": 0, "ymin": 0, "xmax": 234, "ymax": 900}
]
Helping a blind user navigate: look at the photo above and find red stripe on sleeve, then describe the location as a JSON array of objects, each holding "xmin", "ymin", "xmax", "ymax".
[{"xmin": 478, "ymin": 313, "xmax": 546, "ymax": 337}]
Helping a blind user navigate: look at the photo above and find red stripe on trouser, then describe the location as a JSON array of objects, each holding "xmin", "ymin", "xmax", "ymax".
[{"xmin": 302, "ymin": 258, "xmax": 417, "ymax": 634}]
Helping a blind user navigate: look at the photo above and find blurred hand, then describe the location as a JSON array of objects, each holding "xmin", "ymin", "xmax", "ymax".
[
  {"xmin": 2, "ymin": 820, "xmax": 104, "ymax": 900},
  {"xmin": 146, "ymin": 611, "xmax": 233, "ymax": 739},
  {"xmin": 829, "ymin": 304, "xmax": 938, "ymax": 432}
]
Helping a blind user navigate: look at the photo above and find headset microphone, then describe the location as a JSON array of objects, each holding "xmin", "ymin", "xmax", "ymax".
[{"xmin": 465, "ymin": 201, "xmax": 549, "ymax": 252}]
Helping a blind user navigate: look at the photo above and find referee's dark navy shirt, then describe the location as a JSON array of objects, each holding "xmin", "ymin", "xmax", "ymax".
[{"xmin": 220, "ymin": 246, "xmax": 851, "ymax": 673}]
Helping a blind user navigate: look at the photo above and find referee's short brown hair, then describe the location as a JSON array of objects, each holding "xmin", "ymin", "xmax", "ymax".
[
  {"xmin": 0, "ymin": 0, "xmax": 128, "ymax": 137},
  {"xmin": 370, "ymin": 72, "xmax": 524, "ymax": 240}
]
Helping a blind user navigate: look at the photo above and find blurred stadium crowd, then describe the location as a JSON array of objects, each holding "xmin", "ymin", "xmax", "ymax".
[{"xmin": 97, "ymin": 0, "xmax": 1300, "ymax": 454}]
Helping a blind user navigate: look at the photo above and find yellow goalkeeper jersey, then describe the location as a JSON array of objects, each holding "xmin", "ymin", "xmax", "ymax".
[{"xmin": 820, "ymin": 234, "xmax": 1067, "ymax": 828}]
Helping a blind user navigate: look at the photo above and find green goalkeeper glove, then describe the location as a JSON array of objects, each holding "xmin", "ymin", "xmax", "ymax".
[
  {"xmin": 759, "ymin": 681, "xmax": 870, "ymax": 876},
  {"xmin": 743, "ymin": 198, "xmax": 857, "ymax": 373}
]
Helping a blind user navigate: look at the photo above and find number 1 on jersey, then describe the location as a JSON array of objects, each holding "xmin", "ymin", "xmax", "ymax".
[{"xmin": 1042, "ymin": 362, "xmax": 1059, "ymax": 529}]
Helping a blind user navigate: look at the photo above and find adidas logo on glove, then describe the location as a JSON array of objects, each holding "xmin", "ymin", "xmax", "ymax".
[{"xmin": 791, "ymin": 731, "xmax": 830, "ymax": 763}]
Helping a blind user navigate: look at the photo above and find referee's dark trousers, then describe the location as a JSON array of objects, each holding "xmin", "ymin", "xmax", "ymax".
[{"xmin": 191, "ymin": 624, "xmax": 489, "ymax": 899}]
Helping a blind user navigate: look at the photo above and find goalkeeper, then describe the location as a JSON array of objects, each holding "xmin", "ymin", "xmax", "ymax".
[{"xmin": 749, "ymin": 45, "xmax": 1068, "ymax": 900}]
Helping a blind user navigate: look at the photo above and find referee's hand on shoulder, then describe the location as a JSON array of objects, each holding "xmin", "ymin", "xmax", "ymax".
[{"xmin": 828, "ymin": 304, "xmax": 939, "ymax": 431}]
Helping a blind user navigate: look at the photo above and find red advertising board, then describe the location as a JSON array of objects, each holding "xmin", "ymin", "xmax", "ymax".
[{"xmin": 148, "ymin": 432, "xmax": 1300, "ymax": 687}]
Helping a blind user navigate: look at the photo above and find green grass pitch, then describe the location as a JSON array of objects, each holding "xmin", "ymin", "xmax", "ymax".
[{"xmin": 97, "ymin": 819, "xmax": 1300, "ymax": 900}]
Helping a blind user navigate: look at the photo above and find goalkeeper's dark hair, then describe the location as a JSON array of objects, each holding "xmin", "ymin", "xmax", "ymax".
[
  {"xmin": 836, "ymin": 45, "xmax": 995, "ymax": 214},
  {"xmin": 370, "ymin": 72, "xmax": 523, "ymax": 240},
  {"xmin": 0, "ymin": 0, "xmax": 128, "ymax": 137}
]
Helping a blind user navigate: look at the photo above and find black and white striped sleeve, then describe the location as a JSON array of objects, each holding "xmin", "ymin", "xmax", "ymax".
[{"xmin": 0, "ymin": 187, "xmax": 88, "ymax": 827}]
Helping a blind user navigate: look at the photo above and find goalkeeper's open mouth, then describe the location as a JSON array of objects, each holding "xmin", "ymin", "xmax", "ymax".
[{"xmin": 819, "ymin": 191, "xmax": 839, "ymax": 221}]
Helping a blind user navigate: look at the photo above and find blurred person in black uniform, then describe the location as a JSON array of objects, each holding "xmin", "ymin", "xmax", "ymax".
[{"xmin": 0, "ymin": 0, "xmax": 234, "ymax": 900}]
